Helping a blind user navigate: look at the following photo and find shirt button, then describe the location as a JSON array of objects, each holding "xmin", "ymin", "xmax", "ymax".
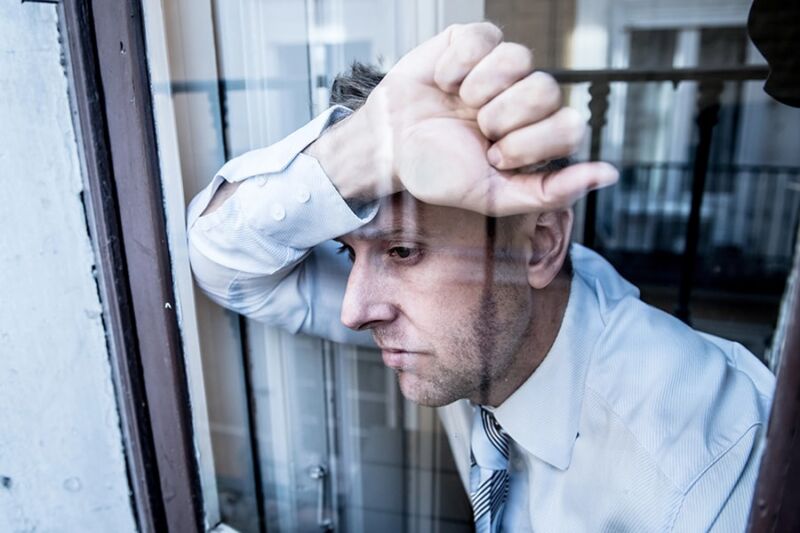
[
  {"xmin": 271, "ymin": 203, "xmax": 286, "ymax": 221},
  {"xmin": 256, "ymin": 175, "xmax": 268, "ymax": 187},
  {"xmin": 296, "ymin": 187, "xmax": 311, "ymax": 203}
]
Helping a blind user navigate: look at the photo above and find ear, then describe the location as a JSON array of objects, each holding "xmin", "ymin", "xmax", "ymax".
[{"xmin": 525, "ymin": 209, "xmax": 573, "ymax": 289}]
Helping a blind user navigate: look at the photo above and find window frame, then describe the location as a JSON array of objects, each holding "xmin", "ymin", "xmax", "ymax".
[{"xmin": 61, "ymin": 1, "xmax": 204, "ymax": 531}]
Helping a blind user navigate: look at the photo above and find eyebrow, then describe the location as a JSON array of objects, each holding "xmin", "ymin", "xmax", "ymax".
[{"xmin": 337, "ymin": 226, "xmax": 430, "ymax": 243}]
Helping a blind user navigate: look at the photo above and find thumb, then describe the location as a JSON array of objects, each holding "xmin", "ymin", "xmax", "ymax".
[{"xmin": 489, "ymin": 162, "xmax": 619, "ymax": 216}]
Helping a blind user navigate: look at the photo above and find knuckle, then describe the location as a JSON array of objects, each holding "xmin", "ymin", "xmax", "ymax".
[
  {"xmin": 460, "ymin": 22, "xmax": 503, "ymax": 52},
  {"xmin": 497, "ymin": 42, "xmax": 534, "ymax": 72},
  {"xmin": 452, "ymin": 43, "xmax": 474, "ymax": 64},
  {"xmin": 497, "ymin": 139, "xmax": 522, "ymax": 166},
  {"xmin": 475, "ymin": 21, "xmax": 504, "ymax": 42},
  {"xmin": 460, "ymin": 83, "xmax": 485, "ymax": 108},
  {"xmin": 557, "ymin": 108, "xmax": 586, "ymax": 147},
  {"xmin": 450, "ymin": 27, "xmax": 484, "ymax": 63},
  {"xmin": 477, "ymin": 107, "xmax": 502, "ymax": 139},
  {"xmin": 444, "ymin": 23, "xmax": 464, "ymax": 41},
  {"xmin": 530, "ymin": 71, "xmax": 562, "ymax": 108},
  {"xmin": 531, "ymin": 70, "xmax": 558, "ymax": 88},
  {"xmin": 494, "ymin": 96, "xmax": 512, "ymax": 120},
  {"xmin": 457, "ymin": 39, "xmax": 490, "ymax": 66},
  {"xmin": 539, "ymin": 174, "xmax": 561, "ymax": 208},
  {"xmin": 521, "ymin": 95, "xmax": 546, "ymax": 121}
]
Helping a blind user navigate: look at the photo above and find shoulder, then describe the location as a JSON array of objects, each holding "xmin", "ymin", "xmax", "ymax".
[{"xmin": 573, "ymin": 245, "xmax": 775, "ymax": 491}]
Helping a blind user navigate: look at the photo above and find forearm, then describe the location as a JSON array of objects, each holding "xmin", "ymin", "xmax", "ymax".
[
  {"xmin": 187, "ymin": 106, "xmax": 378, "ymax": 337},
  {"xmin": 302, "ymin": 106, "xmax": 396, "ymax": 202},
  {"xmin": 202, "ymin": 108, "xmax": 391, "ymax": 217}
]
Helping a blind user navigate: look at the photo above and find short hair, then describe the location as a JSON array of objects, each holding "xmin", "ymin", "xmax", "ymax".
[
  {"xmin": 329, "ymin": 61, "xmax": 574, "ymax": 278},
  {"xmin": 330, "ymin": 62, "xmax": 385, "ymax": 110}
]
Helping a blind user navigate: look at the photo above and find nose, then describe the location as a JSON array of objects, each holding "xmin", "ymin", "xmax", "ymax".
[{"xmin": 340, "ymin": 259, "xmax": 397, "ymax": 331}]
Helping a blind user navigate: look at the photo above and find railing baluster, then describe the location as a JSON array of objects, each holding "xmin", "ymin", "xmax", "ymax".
[
  {"xmin": 675, "ymin": 79, "xmax": 724, "ymax": 323},
  {"xmin": 710, "ymin": 166, "xmax": 723, "ymax": 256},
  {"xmin": 625, "ymin": 166, "xmax": 635, "ymax": 250},
  {"xmin": 653, "ymin": 163, "xmax": 668, "ymax": 252},
  {"xmin": 644, "ymin": 163, "xmax": 659, "ymax": 252},
  {"xmin": 767, "ymin": 171, "xmax": 787, "ymax": 263},
  {"xmin": 584, "ymin": 81, "xmax": 610, "ymax": 249},
  {"xmin": 217, "ymin": 79, "xmax": 230, "ymax": 161},
  {"xmin": 725, "ymin": 167, "xmax": 751, "ymax": 246},
  {"xmin": 784, "ymin": 173, "xmax": 800, "ymax": 262},
  {"xmin": 752, "ymin": 168, "xmax": 772, "ymax": 261}
]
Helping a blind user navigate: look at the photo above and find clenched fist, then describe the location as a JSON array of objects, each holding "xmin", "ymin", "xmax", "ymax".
[{"xmin": 307, "ymin": 22, "xmax": 618, "ymax": 216}]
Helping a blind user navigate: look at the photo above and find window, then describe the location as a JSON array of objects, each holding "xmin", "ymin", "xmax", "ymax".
[{"xmin": 102, "ymin": 0, "xmax": 800, "ymax": 530}]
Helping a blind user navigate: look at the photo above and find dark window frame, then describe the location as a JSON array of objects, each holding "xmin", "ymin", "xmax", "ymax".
[
  {"xmin": 60, "ymin": 1, "xmax": 203, "ymax": 531},
  {"xmin": 748, "ymin": 248, "xmax": 800, "ymax": 530}
]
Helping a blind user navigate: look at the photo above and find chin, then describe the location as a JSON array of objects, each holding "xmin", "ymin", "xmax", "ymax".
[{"xmin": 397, "ymin": 373, "xmax": 457, "ymax": 407}]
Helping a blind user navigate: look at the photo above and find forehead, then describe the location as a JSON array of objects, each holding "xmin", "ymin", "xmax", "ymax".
[{"xmin": 344, "ymin": 192, "xmax": 489, "ymax": 244}]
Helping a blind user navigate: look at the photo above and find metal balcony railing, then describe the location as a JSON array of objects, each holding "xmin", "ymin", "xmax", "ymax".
[
  {"xmin": 549, "ymin": 66, "xmax": 800, "ymax": 321},
  {"xmin": 596, "ymin": 161, "xmax": 800, "ymax": 279}
]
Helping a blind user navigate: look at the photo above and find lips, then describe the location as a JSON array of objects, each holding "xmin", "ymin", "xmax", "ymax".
[{"xmin": 380, "ymin": 348, "xmax": 421, "ymax": 371}]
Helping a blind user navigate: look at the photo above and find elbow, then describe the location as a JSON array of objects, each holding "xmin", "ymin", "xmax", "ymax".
[{"xmin": 187, "ymin": 229, "xmax": 238, "ymax": 305}]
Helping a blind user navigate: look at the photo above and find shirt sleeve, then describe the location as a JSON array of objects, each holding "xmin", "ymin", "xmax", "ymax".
[
  {"xmin": 670, "ymin": 423, "xmax": 766, "ymax": 532},
  {"xmin": 187, "ymin": 105, "xmax": 378, "ymax": 346}
]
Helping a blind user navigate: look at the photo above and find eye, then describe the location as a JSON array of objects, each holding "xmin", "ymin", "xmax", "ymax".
[
  {"xmin": 387, "ymin": 246, "xmax": 422, "ymax": 261},
  {"xmin": 336, "ymin": 243, "xmax": 355, "ymax": 262},
  {"xmin": 390, "ymin": 247, "xmax": 413, "ymax": 259}
]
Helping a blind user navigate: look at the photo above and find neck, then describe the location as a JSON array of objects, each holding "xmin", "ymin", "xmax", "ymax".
[{"xmin": 477, "ymin": 274, "xmax": 571, "ymax": 407}]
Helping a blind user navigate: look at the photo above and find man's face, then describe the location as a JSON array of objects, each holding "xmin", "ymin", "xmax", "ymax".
[{"xmin": 338, "ymin": 193, "xmax": 536, "ymax": 407}]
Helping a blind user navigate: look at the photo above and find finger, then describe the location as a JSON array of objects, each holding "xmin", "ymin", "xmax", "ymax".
[
  {"xmin": 477, "ymin": 71, "xmax": 562, "ymax": 140},
  {"xmin": 459, "ymin": 42, "xmax": 534, "ymax": 108},
  {"xmin": 433, "ymin": 22, "xmax": 503, "ymax": 93},
  {"xmin": 487, "ymin": 107, "xmax": 586, "ymax": 170},
  {"xmin": 389, "ymin": 24, "xmax": 460, "ymax": 83},
  {"xmin": 488, "ymin": 162, "xmax": 619, "ymax": 216}
]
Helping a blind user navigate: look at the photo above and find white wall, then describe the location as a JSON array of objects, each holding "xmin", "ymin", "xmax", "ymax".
[{"xmin": 0, "ymin": 3, "xmax": 137, "ymax": 532}]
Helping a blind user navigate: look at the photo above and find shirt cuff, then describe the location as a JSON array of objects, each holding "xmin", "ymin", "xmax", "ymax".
[
  {"xmin": 187, "ymin": 105, "xmax": 378, "ymax": 251},
  {"xmin": 187, "ymin": 105, "xmax": 355, "ymax": 229}
]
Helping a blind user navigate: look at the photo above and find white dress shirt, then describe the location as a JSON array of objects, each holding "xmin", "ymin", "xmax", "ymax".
[{"xmin": 187, "ymin": 106, "xmax": 775, "ymax": 532}]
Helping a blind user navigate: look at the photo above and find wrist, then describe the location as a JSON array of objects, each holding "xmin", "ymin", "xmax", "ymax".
[{"xmin": 304, "ymin": 107, "xmax": 396, "ymax": 201}]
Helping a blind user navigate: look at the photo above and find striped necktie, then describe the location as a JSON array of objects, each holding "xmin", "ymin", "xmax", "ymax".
[{"xmin": 470, "ymin": 406, "xmax": 511, "ymax": 533}]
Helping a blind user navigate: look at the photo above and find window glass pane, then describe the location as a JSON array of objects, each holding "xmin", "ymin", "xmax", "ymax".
[
  {"xmin": 142, "ymin": 0, "xmax": 798, "ymax": 531},
  {"xmin": 144, "ymin": 0, "xmax": 478, "ymax": 531}
]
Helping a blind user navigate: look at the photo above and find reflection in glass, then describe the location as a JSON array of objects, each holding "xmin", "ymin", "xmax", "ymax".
[{"xmin": 142, "ymin": 0, "xmax": 798, "ymax": 531}]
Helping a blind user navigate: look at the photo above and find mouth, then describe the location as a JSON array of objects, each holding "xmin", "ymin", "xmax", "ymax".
[{"xmin": 379, "ymin": 347, "xmax": 425, "ymax": 371}]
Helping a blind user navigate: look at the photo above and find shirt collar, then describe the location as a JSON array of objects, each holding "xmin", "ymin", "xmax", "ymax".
[{"xmin": 490, "ymin": 270, "xmax": 605, "ymax": 470}]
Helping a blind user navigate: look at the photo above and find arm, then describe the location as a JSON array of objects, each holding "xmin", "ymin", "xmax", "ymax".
[
  {"xmin": 250, "ymin": 23, "xmax": 620, "ymax": 220},
  {"xmin": 188, "ymin": 106, "xmax": 379, "ymax": 346},
  {"xmin": 201, "ymin": 100, "xmax": 388, "ymax": 219},
  {"xmin": 189, "ymin": 22, "xmax": 619, "ymax": 343}
]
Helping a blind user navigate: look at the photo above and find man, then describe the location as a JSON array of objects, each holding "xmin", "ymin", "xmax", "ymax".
[{"xmin": 188, "ymin": 23, "xmax": 774, "ymax": 532}]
